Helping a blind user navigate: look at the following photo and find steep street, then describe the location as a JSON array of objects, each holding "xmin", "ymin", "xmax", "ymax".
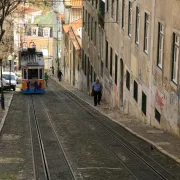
[{"xmin": 0, "ymin": 80, "xmax": 179, "ymax": 179}]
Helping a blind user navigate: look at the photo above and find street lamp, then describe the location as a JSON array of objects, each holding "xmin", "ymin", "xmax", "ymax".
[
  {"xmin": 8, "ymin": 54, "xmax": 13, "ymax": 89},
  {"xmin": 0, "ymin": 57, "xmax": 5, "ymax": 109}
]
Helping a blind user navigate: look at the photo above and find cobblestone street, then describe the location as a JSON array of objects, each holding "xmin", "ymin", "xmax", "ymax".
[
  {"xmin": 0, "ymin": 91, "xmax": 13, "ymax": 132},
  {"xmin": 0, "ymin": 80, "xmax": 180, "ymax": 179}
]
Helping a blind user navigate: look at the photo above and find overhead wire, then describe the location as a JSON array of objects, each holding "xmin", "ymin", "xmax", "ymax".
[
  {"xmin": 12, "ymin": 0, "xmax": 138, "ymax": 47},
  {"xmin": 9, "ymin": 0, "xmax": 138, "ymax": 36},
  {"xmin": 16, "ymin": 0, "xmax": 137, "ymax": 25}
]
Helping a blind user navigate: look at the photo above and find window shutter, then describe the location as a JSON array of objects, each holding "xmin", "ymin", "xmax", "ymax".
[
  {"xmin": 144, "ymin": 14, "xmax": 146, "ymax": 51},
  {"xmin": 157, "ymin": 23, "xmax": 160, "ymax": 65},
  {"xmin": 171, "ymin": 33, "xmax": 175, "ymax": 79},
  {"xmin": 135, "ymin": 7, "xmax": 138, "ymax": 43},
  {"xmin": 50, "ymin": 28, "xmax": 53, "ymax": 37},
  {"xmin": 128, "ymin": 2, "xmax": 130, "ymax": 35}
]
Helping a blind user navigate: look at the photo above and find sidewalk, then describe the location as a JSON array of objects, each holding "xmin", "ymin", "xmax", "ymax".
[
  {"xmin": 0, "ymin": 91, "xmax": 13, "ymax": 132},
  {"xmin": 51, "ymin": 77, "xmax": 180, "ymax": 164}
]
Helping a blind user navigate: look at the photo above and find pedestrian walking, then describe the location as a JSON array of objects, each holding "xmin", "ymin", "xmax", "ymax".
[
  {"xmin": 44, "ymin": 72, "xmax": 49, "ymax": 87},
  {"xmin": 92, "ymin": 78, "xmax": 102, "ymax": 106},
  {"xmin": 14, "ymin": 65, "xmax": 17, "ymax": 72},
  {"xmin": 58, "ymin": 70, "xmax": 63, "ymax": 81},
  {"xmin": 52, "ymin": 66, "xmax": 54, "ymax": 76}
]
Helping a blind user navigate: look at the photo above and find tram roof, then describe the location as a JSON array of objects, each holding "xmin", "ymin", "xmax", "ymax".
[{"xmin": 20, "ymin": 49, "xmax": 43, "ymax": 56}]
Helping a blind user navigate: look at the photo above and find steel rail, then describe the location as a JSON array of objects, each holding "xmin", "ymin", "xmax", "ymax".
[
  {"xmin": 30, "ymin": 95, "xmax": 51, "ymax": 180},
  {"xmin": 27, "ymin": 103, "xmax": 37, "ymax": 180},
  {"xmin": 39, "ymin": 97, "xmax": 77, "ymax": 180},
  {"xmin": 50, "ymin": 81, "xmax": 178, "ymax": 180},
  {"xmin": 49, "ymin": 84, "xmax": 139, "ymax": 180}
]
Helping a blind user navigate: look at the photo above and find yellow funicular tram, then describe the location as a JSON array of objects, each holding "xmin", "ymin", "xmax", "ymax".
[{"xmin": 20, "ymin": 42, "xmax": 45, "ymax": 94}]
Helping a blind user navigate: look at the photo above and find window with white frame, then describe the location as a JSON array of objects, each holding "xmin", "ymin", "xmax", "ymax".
[
  {"xmin": 172, "ymin": 33, "xmax": 179, "ymax": 84},
  {"xmin": 128, "ymin": 1, "xmax": 132, "ymax": 37},
  {"xmin": 157, "ymin": 23, "xmax": 164, "ymax": 68},
  {"xmin": 31, "ymin": 27, "xmax": 38, "ymax": 36},
  {"xmin": 144, "ymin": 13, "xmax": 149, "ymax": 53},
  {"xmin": 135, "ymin": 7, "xmax": 140, "ymax": 44},
  {"xmin": 43, "ymin": 28, "xmax": 50, "ymax": 37}
]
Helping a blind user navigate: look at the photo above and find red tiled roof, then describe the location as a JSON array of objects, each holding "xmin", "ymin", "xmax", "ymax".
[
  {"xmin": 71, "ymin": 19, "xmax": 82, "ymax": 30},
  {"xmin": 63, "ymin": 24, "xmax": 70, "ymax": 33},
  {"xmin": 63, "ymin": 19, "xmax": 82, "ymax": 33},
  {"xmin": 71, "ymin": 0, "xmax": 82, "ymax": 7},
  {"xmin": 64, "ymin": 0, "xmax": 82, "ymax": 8},
  {"xmin": 62, "ymin": 19, "xmax": 82, "ymax": 50},
  {"xmin": 69, "ymin": 29, "xmax": 81, "ymax": 50}
]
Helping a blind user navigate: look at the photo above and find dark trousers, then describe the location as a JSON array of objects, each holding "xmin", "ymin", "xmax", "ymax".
[
  {"xmin": 58, "ymin": 76, "xmax": 61, "ymax": 81},
  {"xmin": 94, "ymin": 91, "xmax": 101, "ymax": 105}
]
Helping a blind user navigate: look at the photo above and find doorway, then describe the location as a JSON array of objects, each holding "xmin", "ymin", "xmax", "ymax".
[
  {"xmin": 87, "ymin": 57, "xmax": 90, "ymax": 89},
  {"xmin": 120, "ymin": 59, "xmax": 124, "ymax": 106}
]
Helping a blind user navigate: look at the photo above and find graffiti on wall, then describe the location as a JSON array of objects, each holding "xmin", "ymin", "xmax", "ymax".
[
  {"xmin": 104, "ymin": 75, "xmax": 113, "ymax": 94},
  {"xmin": 138, "ymin": 69, "xmax": 142, "ymax": 81},
  {"xmin": 153, "ymin": 72, "xmax": 157, "ymax": 86},
  {"xmin": 155, "ymin": 90, "xmax": 164, "ymax": 109},
  {"xmin": 114, "ymin": 84, "xmax": 119, "ymax": 106},
  {"xmin": 170, "ymin": 91, "xmax": 175, "ymax": 104}
]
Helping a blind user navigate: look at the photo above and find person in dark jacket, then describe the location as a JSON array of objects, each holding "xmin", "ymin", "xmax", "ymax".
[
  {"xmin": 58, "ymin": 70, "xmax": 63, "ymax": 81},
  {"xmin": 52, "ymin": 66, "xmax": 54, "ymax": 75}
]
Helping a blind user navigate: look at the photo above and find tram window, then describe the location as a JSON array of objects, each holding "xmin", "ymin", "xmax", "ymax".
[
  {"xmin": 39, "ymin": 69, "xmax": 43, "ymax": 79},
  {"xmin": 28, "ymin": 69, "xmax": 38, "ymax": 79},
  {"xmin": 23, "ymin": 69, "xmax": 27, "ymax": 79}
]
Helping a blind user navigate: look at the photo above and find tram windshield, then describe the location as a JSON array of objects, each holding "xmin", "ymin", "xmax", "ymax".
[{"xmin": 28, "ymin": 69, "xmax": 38, "ymax": 79}]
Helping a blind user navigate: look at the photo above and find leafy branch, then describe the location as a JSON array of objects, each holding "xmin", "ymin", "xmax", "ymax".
[{"xmin": 0, "ymin": 0, "xmax": 21, "ymax": 41}]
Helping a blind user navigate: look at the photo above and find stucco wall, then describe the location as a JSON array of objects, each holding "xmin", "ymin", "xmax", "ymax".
[{"xmin": 80, "ymin": 0, "xmax": 180, "ymax": 136}]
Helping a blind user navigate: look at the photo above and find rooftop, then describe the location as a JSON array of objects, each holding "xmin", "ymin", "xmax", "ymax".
[
  {"xmin": 64, "ymin": 0, "xmax": 82, "ymax": 8},
  {"xmin": 63, "ymin": 19, "xmax": 82, "ymax": 33},
  {"xmin": 63, "ymin": 19, "xmax": 82, "ymax": 50},
  {"xmin": 34, "ymin": 11, "xmax": 56, "ymax": 26}
]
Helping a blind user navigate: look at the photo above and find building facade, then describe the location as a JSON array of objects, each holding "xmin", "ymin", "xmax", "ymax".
[
  {"xmin": 62, "ymin": 19, "xmax": 82, "ymax": 88},
  {"xmin": 81, "ymin": 0, "xmax": 105, "ymax": 92},
  {"xmin": 61, "ymin": 0, "xmax": 82, "ymax": 88},
  {"xmin": 82, "ymin": 0, "xmax": 180, "ymax": 136}
]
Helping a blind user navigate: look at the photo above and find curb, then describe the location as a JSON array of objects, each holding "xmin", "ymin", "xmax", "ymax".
[
  {"xmin": 52, "ymin": 78, "xmax": 180, "ymax": 164},
  {"xmin": 0, "ymin": 92, "xmax": 14, "ymax": 133}
]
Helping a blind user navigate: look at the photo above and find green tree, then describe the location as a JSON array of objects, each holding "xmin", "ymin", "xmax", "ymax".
[
  {"xmin": 29, "ymin": 0, "xmax": 53, "ymax": 10},
  {"xmin": 0, "ymin": 0, "xmax": 21, "ymax": 41}
]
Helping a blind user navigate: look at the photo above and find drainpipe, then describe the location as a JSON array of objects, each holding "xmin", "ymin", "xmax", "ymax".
[{"xmin": 149, "ymin": 0, "xmax": 155, "ymax": 126}]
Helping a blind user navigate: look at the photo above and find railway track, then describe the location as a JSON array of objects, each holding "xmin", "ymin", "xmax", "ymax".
[
  {"xmin": 28, "ymin": 95, "xmax": 76, "ymax": 180},
  {"xmin": 49, "ymin": 80, "xmax": 179, "ymax": 180}
]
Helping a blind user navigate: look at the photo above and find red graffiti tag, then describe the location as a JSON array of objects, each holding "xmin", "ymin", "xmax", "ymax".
[{"xmin": 155, "ymin": 90, "xmax": 164, "ymax": 109}]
